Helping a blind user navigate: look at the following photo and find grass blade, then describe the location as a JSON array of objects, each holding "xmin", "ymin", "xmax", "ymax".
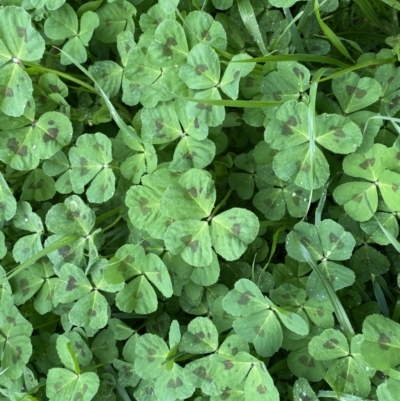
[
  {"xmin": 56, "ymin": 47, "xmax": 142, "ymax": 143},
  {"xmin": 238, "ymin": 54, "xmax": 351, "ymax": 68},
  {"xmin": 292, "ymin": 233, "xmax": 355, "ymax": 338},
  {"xmin": 313, "ymin": 0, "xmax": 354, "ymax": 62},
  {"xmin": 317, "ymin": 57, "xmax": 396, "ymax": 82},
  {"xmin": 237, "ymin": 0, "xmax": 268, "ymax": 55}
]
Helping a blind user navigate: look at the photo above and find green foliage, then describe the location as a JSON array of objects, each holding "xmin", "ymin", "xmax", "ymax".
[{"xmin": 1, "ymin": 1, "xmax": 400, "ymax": 400}]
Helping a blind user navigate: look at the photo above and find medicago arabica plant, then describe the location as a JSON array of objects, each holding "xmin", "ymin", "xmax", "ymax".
[{"xmin": 1, "ymin": 0, "xmax": 400, "ymax": 400}]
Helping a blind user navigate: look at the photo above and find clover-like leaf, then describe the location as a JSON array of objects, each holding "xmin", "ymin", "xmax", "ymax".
[
  {"xmin": 184, "ymin": 10, "xmax": 227, "ymax": 49},
  {"xmin": 0, "ymin": 294, "xmax": 33, "ymax": 380},
  {"xmin": 332, "ymin": 71, "xmax": 382, "ymax": 113},
  {"xmin": 179, "ymin": 317, "xmax": 218, "ymax": 354},
  {"xmin": 333, "ymin": 182, "xmax": 378, "ymax": 222},
  {"xmin": 165, "ymin": 220, "xmax": 212, "ymax": 267},
  {"xmin": 179, "ymin": 43, "xmax": 220, "ymax": 90},
  {"xmin": 360, "ymin": 314, "xmax": 400, "ymax": 371},
  {"xmin": 211, "ymin": 208, "xmax": 259, "ymax": 261},
  {"xmin": 69, "ymin": 132, "xmax": 115, "ymax": 203},
  {"xmin": 162, "ymin": 169, "xmax": 216, "ymax": 220},
  {"xmin": 262, "ymin": 62, "xmax": 310, "ymax": 102},
  {"xmin": 94, "ymin": 0, "xmax": 136, "ymax": 43},
  {"xmin": 12, "ymin": 201, "xmax": 43, "ymax": 263},
  {"xmin": 46, "ymin": 368, "xmax": 99, "ymax": 401},
  {"xmin": 0, "ymin": 6, "xmax": 45, "ymax": 116},
  {"xmin": 0, "ymin": 172, "xmax": 16, "ymax": 222},
  {"xmin": 308, "ymin": 328, "xmax": 349, "ymax": 361},
  {"xmin": 0, "ymin": 108, "xmax": 73, "ymax": 171},
  {"xmin": 147, "ymin": 19, "xmax": 189, "ymax": 68}
]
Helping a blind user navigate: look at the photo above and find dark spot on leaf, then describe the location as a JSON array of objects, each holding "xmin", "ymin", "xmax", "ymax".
[
  {"xmin": 238, "ymin": 290, "xmax": 254, "ymax": 305},
  {"xmin": 221, "ymin": 388, "xmax": 231, "ymax": 400},
  {"xmin": 105, "ymin": 18, "xmax": 112, "ymax": 27},
  {"xmin": 257, "ymin": 384, "xmax": 267, "ymax": 394},
  {"xmin": 6, "ymin": 87, "xmax": 14, "ymax": 97},
  {"xmin": 55, "ymin": 382, "xmax": 63, "ymax": 392},
  {"xmin": 16, "ymin": 26, "xmax": 27, "ymax": 42},
  {"xmin": 388, "ymin": 76, "xmax": 394, "ymax": 84},
  {"xmin": 184, "ymin": 151, "xmax": 197, "ymax": 160},
  {"xmin": 155, "ymin": 119, "xmax": 164, "ymax": 131},
  {"xmin": 195, "ymin": 64, "xmax": 208, "ymax": 75},
  {"xmin": 48, "ymin": 84, "xmax": 61, "ymax": 93},
  {"xmin": 231, "ymin": 347, "xmax": 238, "ymax": 355},
  {"xmin": 378, "ymin": 333, "xmax": 391, "ymax": 350},
  {"xmin": 93, "ymin": 142, "xmax": 104, "ymax": 151},
  {"xmin": 12, "ymin": 346, "xmax": 22, "ymax": 363},
  {"xmin": 329, "ymin": 232, "xmax": 344, "ymax": 248},
  {"xmin": 167, "ymin": 378, "xmax": 183, "ymax": 388},
  {"xmin": 231, "ymin": 223, "xmax": 241, "ymax": 236},
  {"xmin": 352, "ymin": 194, "xmax": 363, "ymax": 203},
  {"xmin": 29, "ymin": 181, "xmax": 43, "ymax": 190},
  {"xmin": 147, "ymin": 348, "xmax": 156, "ymax": 362},
  {"xmin": 187, "ymin": 187, "xmax": 198, "ymax": 197},
  {"xmin": 298, "ymin": 355, "xmax": 315, "ymax": 367},
  {"xmin": 346, "ymin": 85, "xmax": 366, "ymax": 99},
  {"xmin": 139, "ymin": 197, "xmax": 151, "ymax": 215},
  {"xmin": 254, "ymin": 325, "xmax": 265, "ymax": 337},
  {"xmin": 233, "ymin": 70, "xmax": 240, "ymax": 80},
  {"xmin": 194, "ymin": 118, "xmax": 200, "ymax": 129},
  {"xmin": 273, "ymin": 91, "xmax": 282, "ymax": 101},
  {"xmin": 223, "ymin": 360, "xmax": 233, "ymax": 370},
  {"xmin": 202, "ymin": 30, "xmax": 211, "ymax": 41},
  {"xmin": 389, "ymin": 95, "xmax": 400, "ymax": 110},
  {"xmin": 292, "ymin": 190, "xmax": 303, "ymax": 206},
  {"xmin": 317, "ymin": 308, "xmax": 324, "ymax": 317},
  {"xmin": 245, "ymin": 77, "xmax": 254, "ymax": 87},
  {"xmin": 194, "ymin": 331, "xmax": 205, "ymax": 342},
  {"xmin": 341, "ymin": 372, "xmax": 354, "ymax": 383},
  {"xmin": 282, "ymin": 293, "xmax": 291, "ymax": 299},
  {"xmin": 392, "ymin": 184, "xmax": 399, "ymax": 192},
  {"xmin": 194, "ymin": 365, "xmax": 207, "ymax": 379},
  {"xmin": 282, "ymin": 115, "xmax": 297, "ymax": 136},
  {"xmin": 300, "ymin": 237, "xmax": 310, "ymax": 247},
  {"xmin": 43, "ymin": 128, "xmax": 59, "ymax": 142},
  {"xmin": 66, "ymin": 276, "xmax": 77, "ymax": 291},
  {"xmin": 136, "ymin": 291, "xmax": 143, "ymax": 299},
  {"xmin": 163, "ymin": 37, "xmax": 178, "ymax": 57},
  {"xmin": 88, "ymin": 309, "xmax": 97, "ymax": 317},
  {"xmin": 293, "ymin": 67, "xmax": 304, "ymax": 79},
  {"xmin": 58, "ymin": 245, "xmax": 75, "ymax": 262},
  {"xmin": 359, "ymin": 158, "xmax": 375, "ymax": 170},
  {"xmin": 196, "ymin": 103, "xmax": 212, "ymax": 112},
  {"xmin": 80, "ymin": 157, "xmax": 89, "ymax": 176},
  {"xmin": 330, "ymin": 126, "xmax": 345, "ymax": 137},
  {"xmin": 323, "ymin": 338, "xmax": 339, "ymax": 349},
  {"xmin": 20, "ymin": 279, "xmax": 30, "ymax": 296},
  {"xmin": 7, "ymin": 138, "xmax": 27, "ymax": 156},
  {"xmin": 7, "ymin": 316, "xmax": 16, "ymax": 325}
]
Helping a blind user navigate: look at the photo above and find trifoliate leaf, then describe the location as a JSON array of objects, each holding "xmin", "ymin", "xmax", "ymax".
[
  {"xmin": 54, "ymin": 263, "xmax": 92, "ymax": 303},
  {"xmin": 147, "ymin": 20, "xmax": 188, "ymax": 68},
  {"xmin": 333, "ymin": 181, "xmax": 378, "ymax": 222},
  {"xmin": 360, "ymin": 314, "xmax": 400, "ymax": 370},
  {"xmin": 69, "ymin": 291, "xmax": 110, "ymax": 330},
  {"xmin": 165, "ymin": 220, "xmax": 213, "ymax": 267},
  {"xmin": 180, "ymin": 43, "xmax": 220, "ymax": 90},
  {"xmin": 184, "ymin": 10, "xmax": 227, "ymax": 49},
  {"xmin": 308, "ymin": 328, "xmax": 349, "ymax": 360},
  {"xmin": 332, "ymin": 72, "xmax": 382, "ymax": 113},
  {"xmin": 179, "ymin": 317, "xmax": 218, "ymax": 354},
  {"xmin": 0, "ymin": 172, "xmax": 16, "ymax": 222},
  {"xmin": 162, "ymin": 169, "xmax": 216, "ymax": 220},
  {"xmin": 46, "ymin": 368, "xmax": 99, "ymax": 401},
  {"xmin": 210, "ymin": 208, "xmax": 259, "ymax": 261}
]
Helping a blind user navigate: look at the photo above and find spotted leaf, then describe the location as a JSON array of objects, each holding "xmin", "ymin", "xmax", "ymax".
[{"xmin": 332, "ymin": 71, "xmax": 382, "ymax": 113}]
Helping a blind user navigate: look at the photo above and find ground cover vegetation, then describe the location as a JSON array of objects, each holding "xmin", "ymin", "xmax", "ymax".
[{"xmin": 1, "ymin": 0, "xmax": 400, "ymax": 399}]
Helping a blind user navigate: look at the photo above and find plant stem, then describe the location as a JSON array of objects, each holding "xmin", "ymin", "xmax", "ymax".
[{"xmin": 208, "ymin": 188, "xmax": 233, "ymax": 220}]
